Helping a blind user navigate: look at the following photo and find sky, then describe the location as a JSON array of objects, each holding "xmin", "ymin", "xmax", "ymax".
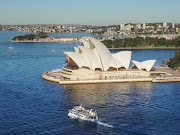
[{"xmin": 0, "ymin": 0, "xmax": 180, "ymax": 25}]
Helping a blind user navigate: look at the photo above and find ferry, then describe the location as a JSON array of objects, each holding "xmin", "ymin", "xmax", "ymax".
[{"xmin": 68, "ymin": 105, "xmax": 98, "ymax": 122}]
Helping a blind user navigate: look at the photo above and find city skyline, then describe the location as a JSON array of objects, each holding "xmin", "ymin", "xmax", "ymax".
[{"xmin": 0, "ymin": 0, "xmax": 180, "ymax": 25}]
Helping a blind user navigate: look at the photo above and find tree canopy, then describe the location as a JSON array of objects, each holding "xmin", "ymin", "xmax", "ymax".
[
  {"xmin": 169, "ymin": 47, "xmax": 180, "ymax": 69},
  {"xmin": 12, "ymin": 34, "xmax": 37, "ymax": 41},
  {"xmin": 102, "ymin": 36, "xmax": 180, "ymax": 48},
  {"xmin": 12, "ymin": 33, "xmax": 49, "ymax": 41}
]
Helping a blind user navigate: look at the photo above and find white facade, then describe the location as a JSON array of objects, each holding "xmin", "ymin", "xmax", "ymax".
[
  {"xmin": 126, "ymin": 24, "xmax": 132, "ymax": 31},
  {"xmin": 172, "ymin": 23, "xmax": 175, "ymax": 29},
  {"xmin": 120, "ymin": 23, "xmax": 125, "ymax": 31},
  {"xmin": 136, "ymin": 24, "xmax": 141, "ymax": 29},
  {"xmin": 163, "ymin": 22, "xmax": 167, "ymax": 28},
  {"xmin": 143, "ymin": 23, "xmax": 146, "ymax": 30}
]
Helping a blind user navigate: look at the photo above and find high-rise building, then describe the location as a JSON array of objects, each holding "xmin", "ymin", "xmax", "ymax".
[
  {"xmin": 176, "ymin": 28, "xmax": 179, "ymax": 32},
  {"xmin": 120, "ymin": 23, "xmax": 125, "ymax": 31},
  {"xmin": 126, "ymin": 24, "xmax": 132, "ymax": 31},
  {"xmin": 57, "ymin": 25, "xmax": 61, "ymax": 29},
  {"xmin": 163, "ymin": 22, "xmax": 167, "ymax": 27},
  {"xmin": 136, "ymin": 24, "xmax": 141, "ymax": 29},
  {"xmin": 143, "ymin": 23, "xmax": 146, "ymax": 30},
  {"xmin": 158, "ymin": 24, "xmax": 162, "ymax": 29},
  {"xmin": 172, "ymin": 23, "xmax": 175, "ymax": 29}
]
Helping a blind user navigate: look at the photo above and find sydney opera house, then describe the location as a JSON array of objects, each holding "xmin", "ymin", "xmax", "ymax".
[{"xmin": 58, "ymin": 37, "xmax": 156, "ymax": 81}]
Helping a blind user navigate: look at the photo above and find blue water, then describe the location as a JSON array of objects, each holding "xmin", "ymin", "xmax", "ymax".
[{"xmin": 0, "ymin": 31, "xmax": 180, "ymax": 135}]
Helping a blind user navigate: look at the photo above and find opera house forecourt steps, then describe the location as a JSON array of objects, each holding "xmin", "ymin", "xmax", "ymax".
[{"xmin": 42, "ymin": 37, "xmax": 180, "ymax": 84}]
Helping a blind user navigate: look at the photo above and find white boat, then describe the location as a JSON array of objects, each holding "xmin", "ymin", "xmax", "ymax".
[
  {"xmin": 68, "ymin": 105, "xmax": 98, "ymax": 122},
  {"xmin": 9, "ymin": 47, "xmax": 14, "ymax": 49}
]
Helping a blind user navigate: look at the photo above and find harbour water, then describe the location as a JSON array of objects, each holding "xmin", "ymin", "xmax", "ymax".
[{"xmin": 0, "ymin": 31, "xmax": 180, "ymax": 135}]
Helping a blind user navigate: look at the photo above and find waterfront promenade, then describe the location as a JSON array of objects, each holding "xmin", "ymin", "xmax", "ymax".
[{"xmin": 42, "ymin": 67, "xmax": 180, "ymax": 84}]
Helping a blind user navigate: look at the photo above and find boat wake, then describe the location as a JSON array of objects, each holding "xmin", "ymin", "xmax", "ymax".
[
  {"xmin": 0, "ymin": 48, "xmax": 13, "ymax": 57},
  {"xmin": 68, "ymin": 105, "xmax": 146, "ymax": 134},
  {"xmin": 96, "ymin": 120, "xmax": 113, "ymax": 128},
  {"xmin": 95, "ymin": 120, "xmax": 146, "ymax": 134},
  {"xmin": 71, "ymin": 116, "xmax": 147, "ymax": 134},
  {"xmin": 74, "ymin": 117, "xmax": 113, "ymax": 128}
]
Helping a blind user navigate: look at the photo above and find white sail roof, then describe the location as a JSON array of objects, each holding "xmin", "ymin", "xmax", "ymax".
[
  {"xmin": 89, "ymin": 37, "xmax": 112, "ymax": 71},
  {"xmin": 82, "ymin": 39, "xmax": 90, "ymax": 49},
  {"xmin": 112, "ymin": 51, "xmax": 132, "ymax": 69},
  {"xmin": 74, "ymin": 47, "xmax": 79, "ymax": 53},
  {"xmin": 64, "ymin": 37, "xmax": 156, "ymax": 72},
  {"xmin": 64, "ymin": 52, "xmax": 89, "ymax": 68},
  {"xmin": 109, "ymin": 57, "xmax": 123, "ymax": 69},
  {"xmin": 132, "ymin": 60, "xmax": 156, "ymax": 71},
  {"xmin": 78, "ymin": 46, "xmax": 102, "ymax": 70}
]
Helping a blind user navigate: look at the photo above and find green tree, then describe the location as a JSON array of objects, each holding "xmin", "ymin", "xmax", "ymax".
[
  {"xmin": 12, "ymin": 34, "xmax": 37, "ymax": 41},
  {"xmin": 37, "ymin": 32, "xmax": 48, "ymax": 38},
  {"xmin": 170, "ymin": 47, "xmax": 180, "ymax": 69},
  {"xmin": 175, "ymin": 46, "xmax": 179, "ymax": 57}
]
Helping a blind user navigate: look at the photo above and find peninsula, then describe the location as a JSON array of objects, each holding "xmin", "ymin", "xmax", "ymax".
[
  {"xmin": 42, "ymin": 37, "xmax": 180, "ymax": 84},
  {"xmin": 11, "ymin": 33, "xmax": 78, "ymax": 42}
]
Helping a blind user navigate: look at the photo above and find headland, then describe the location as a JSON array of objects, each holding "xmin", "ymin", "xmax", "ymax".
[
  {"xmin": 11, "ymin": 37, "xmax": 78, "ymax": 42},
  {"xmin": 42, "ymin": 37, "xmax": 180, "ymax": 85}
]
